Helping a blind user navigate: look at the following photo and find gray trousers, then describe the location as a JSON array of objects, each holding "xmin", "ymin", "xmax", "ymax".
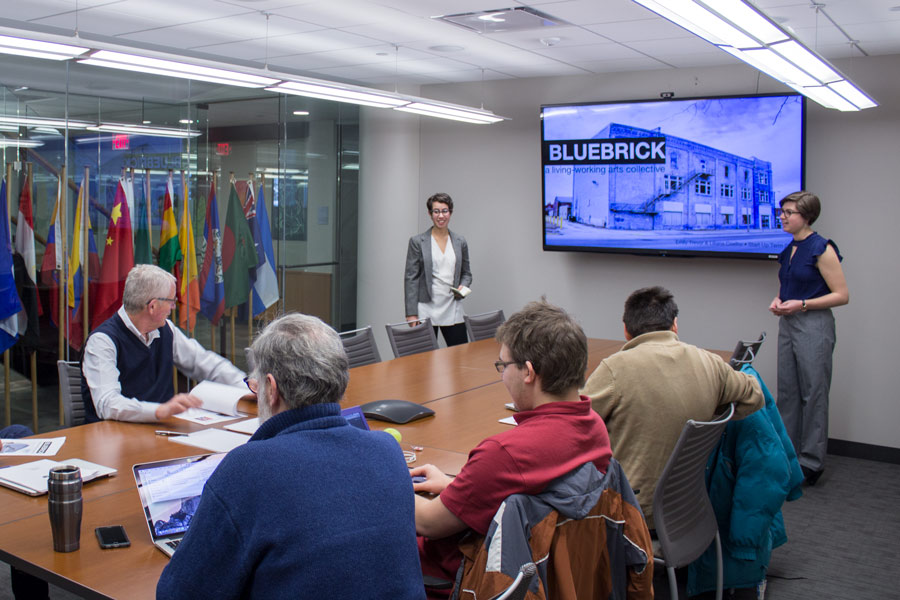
[{"xmin": 777, "ymin": 309, "xmax": 835, "ymax": 472}]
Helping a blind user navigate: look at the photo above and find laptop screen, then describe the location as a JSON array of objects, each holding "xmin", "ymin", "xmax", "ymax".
[{"xmin": 133, "ymin": 453, "xmax": 226, "ymax": 539}]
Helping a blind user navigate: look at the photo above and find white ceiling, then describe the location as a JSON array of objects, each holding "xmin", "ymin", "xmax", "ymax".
[{"xmin": 6, "ymin": 0, "xmax": 900, "ymax": 88}]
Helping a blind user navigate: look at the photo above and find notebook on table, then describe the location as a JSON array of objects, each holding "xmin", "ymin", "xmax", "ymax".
[{"xmin": 132, "ymin": 453, "xmax": 227, "ymax": 557}]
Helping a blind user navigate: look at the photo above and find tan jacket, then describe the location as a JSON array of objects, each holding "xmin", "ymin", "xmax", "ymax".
[{"xmin": 581, "ymin": 330, "xmax": 763, "ymax": 529}]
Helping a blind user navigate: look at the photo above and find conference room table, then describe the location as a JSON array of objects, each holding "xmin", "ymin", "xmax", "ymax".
[{"xmin": 0, "ymin": 337, "xmax": 729, "ymax": 599}]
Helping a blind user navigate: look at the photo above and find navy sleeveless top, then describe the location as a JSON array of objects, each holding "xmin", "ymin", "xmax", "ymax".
[
  {"xmin": 81, "ymin": 314, "xmax": 175, "ymax": 423},
  {"xmin": 777, "ymin": 232, "xmax": 842, "ymax": 301}
]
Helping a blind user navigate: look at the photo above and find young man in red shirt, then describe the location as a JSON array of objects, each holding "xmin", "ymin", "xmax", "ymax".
[{"xmin": 411, "ymin": 300, "xmax": 612, "ymax": 587}]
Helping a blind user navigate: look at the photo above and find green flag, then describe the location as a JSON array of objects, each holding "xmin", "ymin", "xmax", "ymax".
[
  {"xmin": 222, "ymin": 181, "xmax": 256, "ymax": 308},
  {"xmin": 134, "ymin": 180, "xmax": 152, "ymax": 265}
]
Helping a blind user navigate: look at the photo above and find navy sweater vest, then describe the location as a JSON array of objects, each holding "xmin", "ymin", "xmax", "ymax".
[{"xmin": 82, "ymin": 314, "xmax": 175, "ymax": 422}]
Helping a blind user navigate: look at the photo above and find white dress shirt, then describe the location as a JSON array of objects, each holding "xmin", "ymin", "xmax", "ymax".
[{"xmin": 82, "ymin": 306, "xmax": 246, "ymax": 422}]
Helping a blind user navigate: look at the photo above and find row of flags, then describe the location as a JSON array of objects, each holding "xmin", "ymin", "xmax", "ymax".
[{"xmin": 0, "ymin": 171, "xmax": 279, "ymax": 355}]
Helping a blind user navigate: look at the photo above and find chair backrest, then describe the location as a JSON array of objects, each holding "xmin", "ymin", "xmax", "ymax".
[
  {"xmin": 729, "ymin": 331, "xmax": 766, "ymax": 369},
  {"xmin": 652, "ymin": 403, "xmax": 736, "ymax": 568},
  {"xmin": 339, "ymin": 326, "xmax": 382, "ymax": 368},
  {"xmin": 57, "ymin": 360, "xmax": 86, "ymax": 427},
  {"xmin": 385, "ymin": 318, "xmax": 437, "ymax": 358},
  {"xmin": 464, "ymin": 309, "xmax": 506, "ymax": 342},
  {"xmin": 490, "ymin": 563, "xmax": 537, "ymax": 600}
]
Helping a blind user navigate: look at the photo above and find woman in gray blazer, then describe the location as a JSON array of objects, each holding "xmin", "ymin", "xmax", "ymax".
[{"xmin": 404, "ymin": 193, "xmax": 472, "ymax": 346}]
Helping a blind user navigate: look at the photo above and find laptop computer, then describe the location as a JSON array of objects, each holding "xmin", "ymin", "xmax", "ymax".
[{"xmin": 132, "ymin": 452, "xmax": 227, "ymax": 557}]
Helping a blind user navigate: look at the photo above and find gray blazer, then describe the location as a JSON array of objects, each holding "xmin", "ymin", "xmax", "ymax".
[{"xmin": 404, "ymin": 228, "xmax": 472, "ymax": 317}]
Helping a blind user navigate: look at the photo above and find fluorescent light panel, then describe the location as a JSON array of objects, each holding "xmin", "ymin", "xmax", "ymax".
[
  {"xmin": 0, "ymin": 115, "xmax": 92, "ymax": 129},
  {"xmin": 0, "ymin": 139, "xmax": 44, "ymax": 148},
  {"xmin": 0, "ymin": 34, "xmax": 89, "ymax": 60},
  {"xmin": 3, "ymin": 33, "xmax": 509, "ymax": 124},
  {"xmin": 631, "ymin": 0, "xmax": 877, "ymax": 110},
  {"xmin": 87, "ymin": 123, "xmax": 202, "ymax": 138},
  {"xmin": 268, "ymin": 81, "xmax": 408, "ymax": 108},
  {"xmin": 80, "ymin": 50, "xmax": 279, "ymax": 88},
  {"xmin": 395, "ymin": 102, "xmax": 504, "ymax": 124}
]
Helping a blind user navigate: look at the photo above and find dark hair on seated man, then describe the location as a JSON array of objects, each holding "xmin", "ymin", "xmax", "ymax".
[
  {"xmin": 495, "ymin": 299, "xmax": 588, "ymax": 397},
  {"xmin": 623, "ymin": 286, "xmax": 679, "ymax": 338}
]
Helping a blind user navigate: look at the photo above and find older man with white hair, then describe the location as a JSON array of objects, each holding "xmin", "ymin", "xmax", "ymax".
[
  {"xmin": 157, "ymin": 313, "xmax": 425, "ymax": 599},
  {"xmin": 81, "ymin": 264, "xmax": 246, "ymax": 422}
]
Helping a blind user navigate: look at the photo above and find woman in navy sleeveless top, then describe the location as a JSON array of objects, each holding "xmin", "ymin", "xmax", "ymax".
[{"xmin": 769, "ymin": 191, "xmax": 848, "ymax": 486}]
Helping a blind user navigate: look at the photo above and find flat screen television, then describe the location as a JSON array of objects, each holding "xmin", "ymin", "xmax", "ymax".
[{"xmin": 541, "ymin": 93, "xmax": 805, "ymax": 259}]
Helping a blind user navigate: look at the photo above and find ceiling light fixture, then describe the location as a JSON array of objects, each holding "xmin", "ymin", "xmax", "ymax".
[
  {"xmin": 0, "ymin": 139, "xmax": 44, "ymax": 148},
  {"xmin": 631, "ymin": 0, "xmax": 877, "ymax": 110},
  {"xmin": 0, "ymin": 31, "xmax": 509, "ymax": 124},
  {"xmin": 86, "ymin": 123, "xmax": 202, "ymax": 138},
  {"xmin": 0, "ymin": 34, "xmax": 89, "ymax": 61},
  {"xmin": 266, "ymin": 81, "xmax": 409, "ymax": 108},
  {"xmin": 0, "ymin": 115, "xmax": 93, "ymax": 129},
  {"xmin": 394, "ymin": 102, "xmax": 505, "ymax": 124},
  {"xmin": 79, "ymin": 50, "xmax": 280, "ymax": 88}
]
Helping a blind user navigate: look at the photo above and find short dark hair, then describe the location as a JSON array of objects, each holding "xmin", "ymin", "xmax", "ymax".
[
  {"xmin": 780, "ymin": 190, "xmax": 821, "ymax": 225},
  {"xmin": 495, "ymin": 300, "xmax": 587, "ymax": 397},
  {"xmin": 623, "ymin": 287, "xmax": 679, "ymax": 338},
  {"xmin": 426, "ymin": 192, "xmax": 453, "ymax": 213}
]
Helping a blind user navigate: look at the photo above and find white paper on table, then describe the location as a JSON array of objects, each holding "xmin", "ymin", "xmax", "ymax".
[
  {"xmin": 189, "ymin": 380, "xmax": 247, "ymax": 416},
  {"xmin": 0, "ymin": 437, "xmax": 66, "ymax": 456},
  {"xmin": 498, "ymin": 416, "xmax": 517, "ymax": 426},
  {"xmin": 168, "ymin": 429, "xmax": 250, "ymax": 453},
  {"xmin": 173, "ymin": 408, "xmax": 245, "ymax": 425},
  {"xmin": 0, "ymin": 458, "xmax": 116, "ymax": 496},
  {"xmin": 224, "ymin": 418, "xmax": 259, "ymax": 435}
]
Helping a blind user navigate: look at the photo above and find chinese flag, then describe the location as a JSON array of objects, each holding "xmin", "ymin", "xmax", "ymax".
[{"xmin": 92, "ymin": 179, "xmax": 134, "ymax": 329}]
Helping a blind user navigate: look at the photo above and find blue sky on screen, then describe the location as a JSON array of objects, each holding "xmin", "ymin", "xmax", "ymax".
[{"xmin": 542, "ymin": 96, "xmax": 803, "ymax": 199}]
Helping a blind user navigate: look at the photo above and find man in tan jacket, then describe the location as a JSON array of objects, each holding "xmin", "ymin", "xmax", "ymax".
[{"xmin": 582, "ymin": 286, "xmax": 763, "ymax": 529}]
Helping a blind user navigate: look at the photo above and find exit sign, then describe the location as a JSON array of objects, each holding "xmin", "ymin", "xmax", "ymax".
[
  {"xmin": 216, "ymin": 142, "xmax": 231, "ymax": 156},
  {"xmin": 112, "ymin": 135, "xmax": 129, "ymax": 150}
]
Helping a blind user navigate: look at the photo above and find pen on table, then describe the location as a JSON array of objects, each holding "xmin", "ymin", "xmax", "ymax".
[{"xmin": 155, "ymin": 430, "xmax": 189, "ymax": 437}]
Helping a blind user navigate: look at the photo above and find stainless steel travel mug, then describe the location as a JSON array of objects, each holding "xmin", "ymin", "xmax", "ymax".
[{"xmin": 48, "ymin": 465, "xmax": 83, "ymax": 552}]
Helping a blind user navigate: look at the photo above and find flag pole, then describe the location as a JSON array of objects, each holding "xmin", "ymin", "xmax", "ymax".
[
  {"xmin": 181, "ymin": 169, "xmax": 193, "ymax": 339},
  {"xmin": 57, "ymin": 165, "xmax": 66, "ymax": 425},
  {"xmin": 145, "ymin": 169, "xmax": 152, "ymax": 257},
  {"xmin": 247, "ymin": 172, "xmax": 254, "ymax": 346},
  {"xmin": 26, "ymin": 163, "xmax": 38, "ymax": 433},
  {"xmin": 4, "ymin": 162, "xmax": 11, "ymax": 427},
  {"xmin": 229, "ymin": 172, "xmax": 235, "ymax": 364},
  {"xmin": 210, "ymin": 172, "xmax": 216, "ymax": 353},
  {"xmin": 82, "ymin": 166, "xmax": 90, "ymax": 347}
]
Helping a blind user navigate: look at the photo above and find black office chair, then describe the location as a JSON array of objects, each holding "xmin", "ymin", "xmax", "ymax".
[
  {"xmin": 464, "ymin": 309, "xmax": 506, "ymax": 342},
  {"xmin": 729, "ymin": 332, "xmax": 766, "ymax": 369},
  {"xmin": 385, "ymin": 318, "xmax": 437, "ymax": 358},
  {"xmin": 653, "ymin": 404, "xmax": 736, "ymax": 600},
  {"xmin": 57, "ymin": 360, "xmax": 86, "ymax": 427},
  {"xmin": 339, "ymin": 326, "xmax": 381, "ymax": 368}
]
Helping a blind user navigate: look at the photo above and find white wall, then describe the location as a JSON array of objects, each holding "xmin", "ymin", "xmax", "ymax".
[{"xmin": 359, "ymin": 55, "xmax": 900, "ymax": 451}]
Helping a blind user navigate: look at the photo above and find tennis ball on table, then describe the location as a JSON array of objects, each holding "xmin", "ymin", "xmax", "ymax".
[{"xmin": 384, "ymin": 428, "xmax": 402, "ymax": 443}]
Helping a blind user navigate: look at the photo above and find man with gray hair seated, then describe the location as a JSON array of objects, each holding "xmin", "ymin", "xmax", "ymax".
[
  {"xmin": 157, "ymin": 313, "xmax": 425, "ymax": 599},
  {"xmin": 82, "ymin": 264, "xmax": 246, "ymax": 422}
]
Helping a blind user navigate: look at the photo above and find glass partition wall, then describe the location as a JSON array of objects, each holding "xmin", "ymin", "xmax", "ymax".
[{"xmin": 1, "ymin": 54, "xmax": 358, "ymax": 430}]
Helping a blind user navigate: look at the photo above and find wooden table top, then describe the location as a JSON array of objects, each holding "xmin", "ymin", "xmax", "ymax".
[{"xmin": 0, "ymin": 337, "xmax": 729, "ymax": 599}]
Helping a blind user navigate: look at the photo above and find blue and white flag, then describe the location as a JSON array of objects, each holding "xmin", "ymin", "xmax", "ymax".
[
  {"xmin": 247, "ymin": 183, "xmax": 278, "ymax": 315},
  {"xmin": 0, "ymin": 179, "xmax": 23, "ymax": 353}
]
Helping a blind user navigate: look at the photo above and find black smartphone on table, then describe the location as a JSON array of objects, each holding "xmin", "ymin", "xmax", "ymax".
[{"xmin": 95, "ymin": 525, "xmax": 131, "ymax": 549}]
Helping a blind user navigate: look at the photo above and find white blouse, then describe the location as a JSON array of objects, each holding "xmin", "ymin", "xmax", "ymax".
[{"xmin": 417, "ymin": 235, "xmax": 464, "ymax": 326}]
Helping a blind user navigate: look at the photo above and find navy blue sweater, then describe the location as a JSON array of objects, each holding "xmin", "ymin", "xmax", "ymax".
[{"xmin": 157, "ymin": 403, "xmax": 425, "ymax": 600}]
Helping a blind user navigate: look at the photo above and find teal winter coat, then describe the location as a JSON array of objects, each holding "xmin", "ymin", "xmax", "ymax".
[{"xmin": 687, "ymin": 366, "xmax": 805, "ymax": 596}]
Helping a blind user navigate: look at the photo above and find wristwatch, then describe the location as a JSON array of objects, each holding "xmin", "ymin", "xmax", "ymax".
[{"xmin": 801, "ymin": 300, "xmax": 808, "ymax": 312}]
